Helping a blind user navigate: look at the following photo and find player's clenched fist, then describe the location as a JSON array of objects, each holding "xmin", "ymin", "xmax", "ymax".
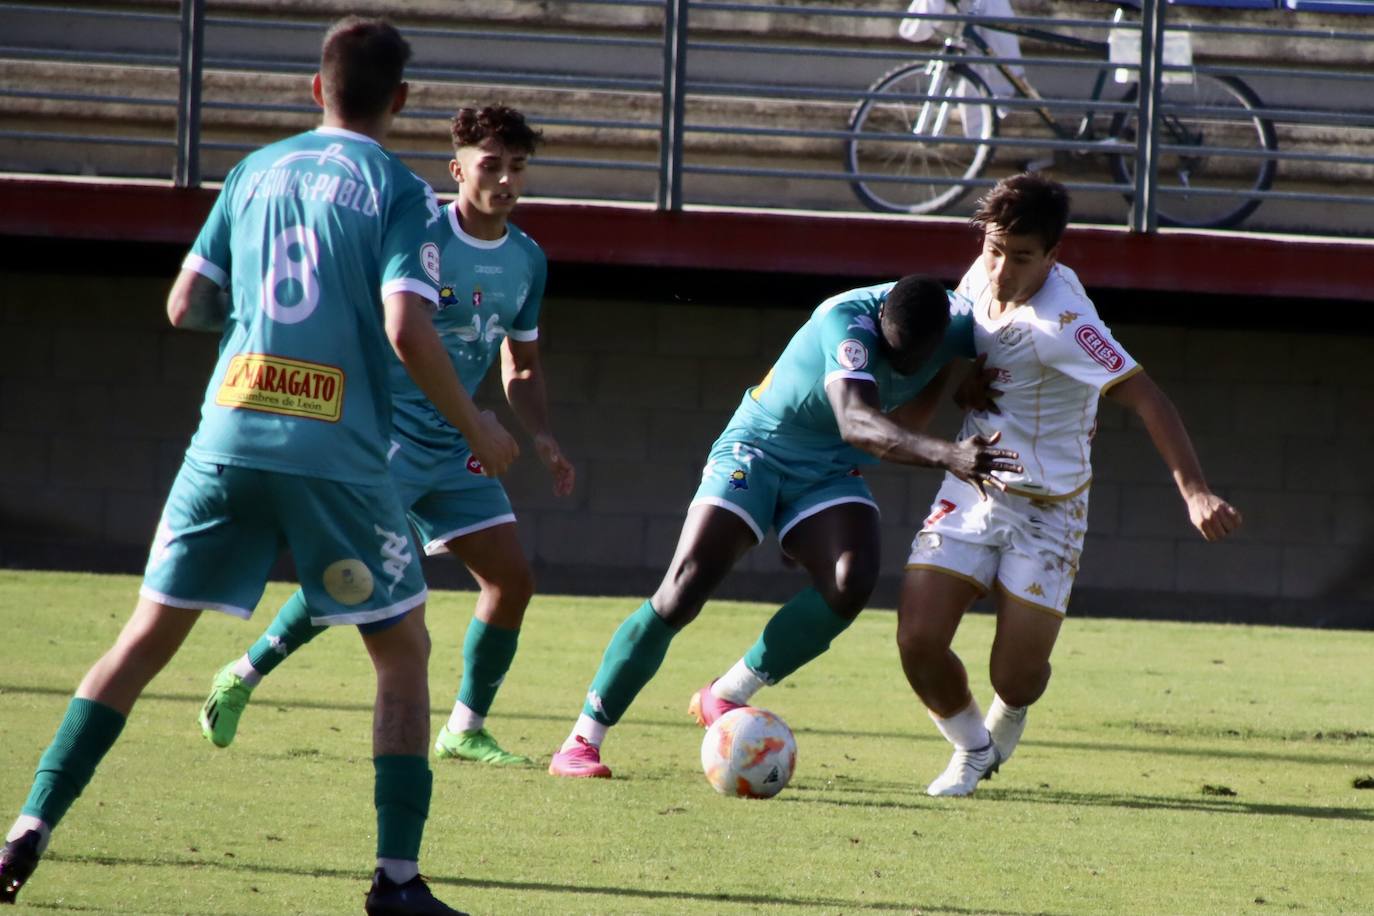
[{"xmin": 1185, "ymin": 491, "xmax": 1243, "ymax": 542}]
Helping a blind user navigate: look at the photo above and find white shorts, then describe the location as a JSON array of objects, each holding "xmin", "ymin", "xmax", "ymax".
[{"xmin": 906, "ymin": 475, "xmax": 1090, "ymax": 617}]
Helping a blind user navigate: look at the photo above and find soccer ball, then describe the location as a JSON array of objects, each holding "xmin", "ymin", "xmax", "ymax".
[{"xmin": 700, "ymin": 706, "xmax": 797, "ymax": 799}]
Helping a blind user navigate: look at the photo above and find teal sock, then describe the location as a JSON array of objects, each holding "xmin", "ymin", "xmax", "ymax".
[
  {"xmin": 582, "ymin": 601, "xmax": 677, "ymax": 726},
  {"xmin": 246, "ymin": 591, "xmax": 325, "ymax": 675},
  {"xmin": 742, "ymin": 588, "xmax": 853, "ymax": 684},
  {"xmin": 455, "ymin": 618, "xmax": 519, "ymax": 719},
  {"xmin": 374, "ymin": 755, "xmax": 431, "ymax": 861},
  {"xmin": 21, "ymin": 698, "xmax": 126, "ymax": 828}
]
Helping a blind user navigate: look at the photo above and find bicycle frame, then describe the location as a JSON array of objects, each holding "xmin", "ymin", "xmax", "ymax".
[{"xmin": 932, "ymin": 6, "xmax": 1128, "ymax": 146}]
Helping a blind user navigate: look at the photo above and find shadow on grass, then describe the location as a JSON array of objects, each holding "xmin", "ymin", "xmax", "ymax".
[
  {"xmin": 39, "ymin": 851, "xmax": 1070, "ymax": 916},
  {"xmin": 781, "ymin": 781, "xmax": 1374, "ymax": 823},
  {"xmin": 6, "ymin": 683, "xmax": 1372, "ymax": 769}
]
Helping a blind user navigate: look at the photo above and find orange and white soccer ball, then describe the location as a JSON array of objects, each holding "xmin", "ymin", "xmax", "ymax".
[{"xmin": 700, "ymin": 707, "xmax": 797, "ymax": 799}]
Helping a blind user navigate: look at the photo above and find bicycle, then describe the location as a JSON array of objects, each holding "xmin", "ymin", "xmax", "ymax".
[{"xmin": 843, "ymin": 0, "xmax": 1278, "ymax": 229}]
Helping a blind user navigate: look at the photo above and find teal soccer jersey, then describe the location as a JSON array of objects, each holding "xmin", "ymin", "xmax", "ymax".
[
  {"xmin": 731, "ymin": 282, "xmax": 976, "ymax": 468},
  {"xmin": 183, "ymin": 126, "xmax": 442, "ymax": 484},
  {"xmin": 388, "ymin": 204, "xmax": 547, "ymax": 461}
]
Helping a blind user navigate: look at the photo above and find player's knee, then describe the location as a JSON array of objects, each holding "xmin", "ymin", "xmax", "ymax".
[
  {"xmin": 490, "ymin": 562, "xmax": 534, "ymax": 613},
  {"xmin": 894, "ymin": 614, "xmax": 944, "ymax": 664},
  {"xmin": 820, "ymin": 554, "xmax": 877, "ymax": 619},
  {"xmin": 990, "ymin": 660, "xmax": 1050, "ymax": 708},
  {"xmin": 653, "ymin": 558, "xmax": 717, "ymax": 626}
]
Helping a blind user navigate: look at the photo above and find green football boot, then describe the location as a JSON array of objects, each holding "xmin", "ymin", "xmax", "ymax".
[
  {"xmin": 434, "ymin": 726, "xmax": 532, "ymax": 766},
  {"xmin": 199, "ymin": 663, "xmax": 254, "ymax": 748}
]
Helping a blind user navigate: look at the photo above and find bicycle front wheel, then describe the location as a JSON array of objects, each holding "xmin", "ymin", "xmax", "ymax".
[
  {"xmin": 845, "ymin": 62, "xmax": 999, "ymax": 215},
  {"xmin": 1109, "ymin": 74, "xmax": 1277, "ymax": 229}
]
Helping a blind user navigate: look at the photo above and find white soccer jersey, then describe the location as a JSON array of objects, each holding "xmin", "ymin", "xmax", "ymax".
[{"xmin": 955, "ymin": 259, "xmax": 1141, "ymax": 499}]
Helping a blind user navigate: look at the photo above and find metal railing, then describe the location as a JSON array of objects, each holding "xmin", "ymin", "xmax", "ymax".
[{"xmin": 1, "ymin": 0, "xmax": 1372, "ymax": 236}]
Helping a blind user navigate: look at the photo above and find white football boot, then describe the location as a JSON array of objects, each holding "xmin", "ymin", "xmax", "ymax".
[
  {"xmin": 925, "ymin": 741, "xmax": 1001, "ymax": 797},
  {"xmin": 984, "ymin": 695, "xmax": 1028, "ymax": 764}
]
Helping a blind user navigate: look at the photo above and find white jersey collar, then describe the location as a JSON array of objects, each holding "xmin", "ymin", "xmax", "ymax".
[
  {"xmin": 314, "ymin": 125, "xmax": 381, "ymax": 147},
  {"xmin": 447, "ymin": 204, "xmax": 509, "ymax": 250}
]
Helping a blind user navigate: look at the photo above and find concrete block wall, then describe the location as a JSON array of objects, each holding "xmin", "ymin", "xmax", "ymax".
[{"xmin": 2, "ymin": 269, "xmax": 1371, "ymax": 626}]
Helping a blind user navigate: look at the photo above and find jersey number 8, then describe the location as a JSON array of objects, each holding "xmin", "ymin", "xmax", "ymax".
[{"xmin": 262, "ymin": 226, "xmax": 321, "ymax": 325}]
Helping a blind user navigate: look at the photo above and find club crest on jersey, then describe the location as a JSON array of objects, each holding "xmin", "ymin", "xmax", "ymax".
[
  {"xmin": 472, "ymin": 285, "xmax": 483, "ymax": 309},
  {"xmin": 1074, "ymin": 325, "xmax": 1125, "ymax": 371},
  {"xmin": 437, "ymin": 285, "xmax": 458, "ymax": 309},
  {"xmin": 467, "ymin": 455, "xmax": 484, "ymax": 475},
  {"xmin": 997, "ymin": 326, "xmax": 1026, "ymax": 347},
  {"xmin": 836, "ymin": 339, "xmax": 869, "ymax": 371},
  {"xmin": 728, "ymin": 469, "xmax": 749, "ymax": 490}
]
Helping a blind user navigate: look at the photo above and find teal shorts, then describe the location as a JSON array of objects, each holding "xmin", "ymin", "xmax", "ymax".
[
  {"xmin": 140, "ymin": 456, "xmax": 427, "ymax": 627},
  {"xmin": 690, "ymin": 425, "xmax": 878, "ymax": 543},
  {"xmin": 389, "ymin": 437, "xmax": 516, "ymax": 556}
]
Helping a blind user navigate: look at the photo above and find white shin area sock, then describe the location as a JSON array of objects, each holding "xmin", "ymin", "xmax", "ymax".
[
  {"xmin": 230, "ymin": 654, "xmax": 263, "ymax": 687},
  {"xmin": 446, "ymin": 701, "xmax": 484, "ymax": 735},
  {"xmin": 562, "ymin": 713, "xmax": 608, "ymax": 752},
  {"xmin": 6, "ymin": 816, "xmax": 50, "ymax": 853},
  {"xmin": 712, "ymin": 659, "xmax": 768, "ymax": 705},
  {"xmin": 378, "ymin": 857, "xmax": 419, "ymax": 884},
  {"xmin": 930, "ymin": 699, "xmax": 991, "ymax": 750}
]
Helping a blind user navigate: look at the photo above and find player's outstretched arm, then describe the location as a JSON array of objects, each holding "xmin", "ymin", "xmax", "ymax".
[
  {"xmin": 502, "ymin": 338, "xmax": 575, "ymax": 497},
  {"xmin": 166, "ymin": 269, "xmax": 228, "ymax": 332},
  {"xmin": 828, "ymin": 377, "xmax": 1020, "ymax": 495},
  {"xmin": 1105, "ymin": 371, "xmax": 1242, "ymax": 542},
  {"xmin": 383, "ymin": 291, "xmax": 519, "ymax": 477}
]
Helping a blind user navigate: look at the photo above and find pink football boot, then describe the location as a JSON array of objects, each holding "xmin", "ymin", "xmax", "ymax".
[{"xmin": 547, "ymin": 736, "xmax": 611, "ymax": 778}]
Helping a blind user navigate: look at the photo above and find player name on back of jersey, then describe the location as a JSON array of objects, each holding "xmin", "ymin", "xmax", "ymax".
[
  {"xmin": 215, "ymin": 353, "xmax": 344, "ymax": 423},
  {"xmin": 239, "ymin": 145, "xmax": 381, "ymax": 217}
]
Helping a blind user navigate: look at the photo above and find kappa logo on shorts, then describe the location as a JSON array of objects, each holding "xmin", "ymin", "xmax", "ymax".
[
  {"xmin": 1074, "ymin": 325, "xmax": 1125, "ymax": 372},
  {"xmin": 728, "ymin": 469, "xmax": 749, "ymax": 490},
  {"xmin": 836, "ymin": 338, "xmax": 869, "ymax": 371},
  {"xmin": 467, "ymin": 455, "xmax": 485, "ymax": 475},
  {"xmin": 374, "ymin": 525, "xmax": 413, "ymax": 594},
  {"xmin": 916, "ymin": 531, "xmax": 942, "ymax": 551}
]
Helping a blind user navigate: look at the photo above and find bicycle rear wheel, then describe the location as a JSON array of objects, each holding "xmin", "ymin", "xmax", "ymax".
[
  {"xmin": 845, "ymin": 62, "xmax": 999, "ymax": 215},
  {"xmin": 1109, "ymin": 74, "xmax": 1277, "ymax": 229}
]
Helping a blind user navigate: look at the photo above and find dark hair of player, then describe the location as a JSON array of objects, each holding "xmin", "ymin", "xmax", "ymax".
[
  {"xmin": 880, "ymin": 275, "xmax": 950, "ymax": 372},
  {"xmin": 319, "ymin": 17, "xmax": 411, "ymax": 122},
  {"xmin": 451, "ymin": 105, "xmax": 543, "ymax": 155},
  {"xmin": 969, "ymin": 172, "xmax": 1071, "ymax": 252}
]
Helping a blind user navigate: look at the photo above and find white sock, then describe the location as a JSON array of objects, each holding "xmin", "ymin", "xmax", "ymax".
[
  {"xmin": 446, "ymin": 701, "xmax": 483, "ymax": 735},
  {"xmin": 930, "ymin": 699, "xmax": 991, "ymax": 750},
  {"xmin": 6, "ymin": 816, "xmax": 50, "ymax": 854},
  {"xmin": 378, "ymin": 857, "xmax": 418, "ymax": 884},
  {"xmin": 230, "ymin": 654, "xmax": 262, "ymax": 687},
  {"xmin": 712, "ymin": 659, "xmax": 768, "ymax": 705},
  {"xmin": 561, "ymin": 713, "xmax": 607, "ymax": 752},
  {"xmin": 986, "ymin": 694, "xmax": 1027, "ymax": 727}
]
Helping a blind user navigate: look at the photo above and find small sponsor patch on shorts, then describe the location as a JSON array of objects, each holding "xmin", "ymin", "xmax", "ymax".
[{"xmin": 323, "ymin": 558, "xmax": 374, "ymax": 605}]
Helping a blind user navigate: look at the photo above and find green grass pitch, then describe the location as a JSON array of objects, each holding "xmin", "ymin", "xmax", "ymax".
[{"xmin": 1, "ymin": 570, "xmax": 1371, "ymax": 915}]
